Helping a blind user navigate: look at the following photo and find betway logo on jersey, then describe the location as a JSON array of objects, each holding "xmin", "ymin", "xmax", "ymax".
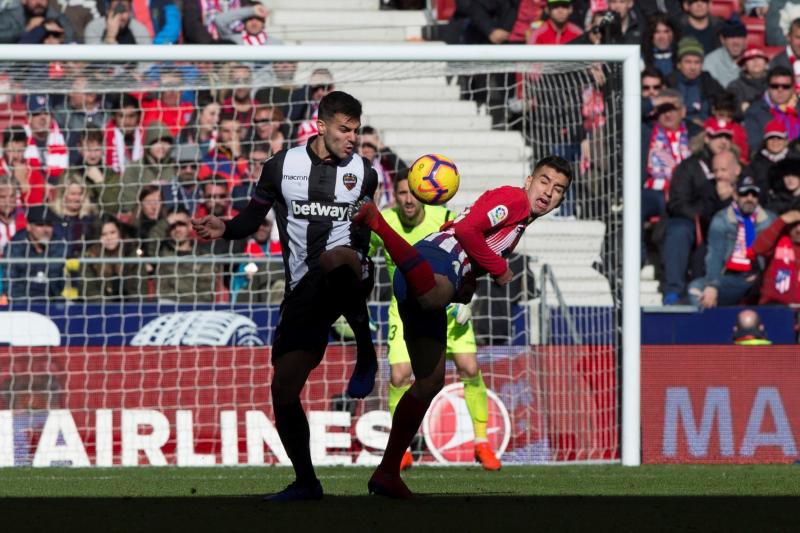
[{"xmin": 291, "ymin": 201, "xmax": 350, "ymax": 221}]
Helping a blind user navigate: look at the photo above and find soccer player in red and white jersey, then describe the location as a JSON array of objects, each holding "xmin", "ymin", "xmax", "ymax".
[{"xmin": 350, "ymin": 155, "xmax": 573, "ymax": 498}]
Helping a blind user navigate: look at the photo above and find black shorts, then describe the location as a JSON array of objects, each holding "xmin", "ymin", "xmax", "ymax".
[
  {"xmin": 397, "ymin": 293, "xmax": 447, "ymax": 346},
  {"xmin": 271, "ymin": 262, "xmax": 374, "ymax": 359}
]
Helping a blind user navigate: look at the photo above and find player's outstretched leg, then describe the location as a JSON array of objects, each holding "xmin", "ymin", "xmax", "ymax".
[
  {"xmin": 263, "ymin": 352, "xmax": 324, "ymax": 502},
  {"xmin": 453, "ymin": 354, "xmax": 500, "ymax": 470},
  {"xmin": 350, "ymin": 199, "xmax": 436, "ymax": 299}
]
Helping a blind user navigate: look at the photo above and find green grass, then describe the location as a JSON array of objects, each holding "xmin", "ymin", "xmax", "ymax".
[
  {"xmin": 1, "ymin": 467, "xmax": 798, "ymax": 531},
  {"xmin": 0, "ymin": 464, "xmax": 798, "ymax": 497}
]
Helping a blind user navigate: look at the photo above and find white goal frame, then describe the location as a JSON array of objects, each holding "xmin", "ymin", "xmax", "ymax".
[{"xmin": 2, "ymin": 44, "xmax": 641, "ymax": 466}]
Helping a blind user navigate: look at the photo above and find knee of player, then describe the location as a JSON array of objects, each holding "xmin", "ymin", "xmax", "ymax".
[
  {"xmin": 270, "ymin": 379, "xmax": 299, "ymax": 403},
  {"xmin": 390, "ymin": 368, "xmax": 413, "ymax": 388},
  {"xmin": 456, "ymin": 362, "xmax": 479, "ymax": 380}
]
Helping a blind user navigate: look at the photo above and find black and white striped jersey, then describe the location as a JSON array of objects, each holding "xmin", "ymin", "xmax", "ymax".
[{"xmin": 252, "ymin": 140, "xmax": 378, "ymax": 290}]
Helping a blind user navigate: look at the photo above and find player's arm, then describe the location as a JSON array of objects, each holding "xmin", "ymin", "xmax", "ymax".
[
  {"xmin": 452, "ymin": 189, "xmax": 526, "ymax": 281},
  {"xmin": 193, "ymin": 156, "xmax": 279, "ymax": 240}
]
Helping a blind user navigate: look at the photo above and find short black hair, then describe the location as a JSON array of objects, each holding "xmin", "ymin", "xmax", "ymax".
[
  {"xmin": 533, "ymin": 155, "xmax": 573, "ymax": 186},
  {"xmin": 790, "ymin": 16, "xmax": 800, "ymax": 35},
  {"xmin": 712, "ymin": 91, "xmax": 737, "ymax": 114},
  {"xmin": 641, "ymin": 66, "xmax": 665, "ymax": 85},
  {"xmin": 2, "ymin": 125, "xmax": 27, "ymax": 146},
  {"xmin": 392, "ymin": 168, "xmax": 409, "ymax": 191},
  {"xmin": 360, "ymin": 125, "xmax": 377, "ymax": 136},
  {"xmin": 318, "ymin": 91, "xmax": 362, "ymax": 123},
  {"xmin": 768, "ymin": 65, "xmax": 793, "ymax": 83},
  {"xmin": 81, "ymin": 125, "xmax": 104, "ymax": 145}
]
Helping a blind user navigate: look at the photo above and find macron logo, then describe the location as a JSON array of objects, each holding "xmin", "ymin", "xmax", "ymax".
[{"xmin": 292, "ymin": 201, "xmax": 350, "ymax": 221}]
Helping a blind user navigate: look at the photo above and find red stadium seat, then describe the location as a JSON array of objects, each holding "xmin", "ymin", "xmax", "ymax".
[
  {"xmin": 0, "ymin": 102, "xmax": 27, "ymax": 135},
  {"xmin": 766, "ymin": 46, "xmax": 785, "ymax": 60},
  {"xmin": 742, "ymin": 16, "xmax": 765, "ymax": 48},
  {"xmin": 433, "ymin": 0, "xmax": 456, "ymax": 21},
  {"xmin": 710, "ymin": 0, "xmax": 738, "ymax": 19}
]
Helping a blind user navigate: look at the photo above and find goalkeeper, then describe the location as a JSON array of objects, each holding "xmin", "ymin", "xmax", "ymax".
[{"xmin": 370, "ymin": 170, "xmax": 500, "ymax": 472}]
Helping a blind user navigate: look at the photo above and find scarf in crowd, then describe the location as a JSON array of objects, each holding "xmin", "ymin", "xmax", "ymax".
[
  {"xmin": 725, "ymin": 203, "xmax": 758, "ymax": 272},
  {"xmin": 765, "ymin": 92, "xmax": 800, "ymax": 140},
  {"xmin": 202, "ymin": 0, "xmax": 243, "ymax": 39},
  {"xmin": 104, "ymin": 120, "xmax": 144, "ymax": 173},
  {"xmin": 23, "ymin": 122, "xmax": 67, "ymax": 181},
  {"xmin": 241, "ymin": 30, "xmax": 268, "ymax": 45},
  {"xmin": 787, "ymin": 46, "xmax": 800, "ymax": 95},
  {"xmin": 760, "ymin": 146, "xmax": 788, "ymax": 163},
  {"xmin": 772, "ymin": 235, "xmax": 797, "ymax": 295},
  {"xmin": 644, "ymin": 123, "xmax": 690, "ymax": 192},
  {"xmin": 0, "ymin": 159, "xmax": 46, "ymax": 207}
]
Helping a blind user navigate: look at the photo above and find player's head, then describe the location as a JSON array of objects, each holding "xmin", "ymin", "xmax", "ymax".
[
  {"xmin": 317, "ymin": 91, "xmax": 361, "ymax": 160},
  {"xmin": 525, "ymin": 155, "xmax": 573, "ymax": 216},
  {"xmin": 393, "ymin": 169, "xmax": 424, "ymax": 225}
]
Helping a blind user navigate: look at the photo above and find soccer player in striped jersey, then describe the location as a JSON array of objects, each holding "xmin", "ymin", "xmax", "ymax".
[
  {"xmin": 369, "ymin": 170, "xmax": 501, "ymax": 472},
  {"xmin": 351, "ymin": 155, "xmax": 573, "ymax": 498}
]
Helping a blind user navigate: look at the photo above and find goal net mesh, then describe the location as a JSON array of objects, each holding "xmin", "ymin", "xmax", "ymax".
[{"xmin": 0, "ymin": 57, "xmax": 622, "ymax": 466}]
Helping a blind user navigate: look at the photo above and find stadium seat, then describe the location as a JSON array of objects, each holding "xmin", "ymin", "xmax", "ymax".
[
  {"xmin": 710, "ymin": 0, "xmax": 738, "ymax": 19},
  {"xmin": 742, "ymin": 16, "xmax": 765, "ymax": 48},
  {"xmin": 766, "ymin": 46, "xmax": 785, "ymax": 60},
  {"xmin": 433, "ymin": 0, "xmax": 456, "ymax": 21},
  {"xmin": 0, "ymin": 102, "xmax": 27, "ymax": 133}
]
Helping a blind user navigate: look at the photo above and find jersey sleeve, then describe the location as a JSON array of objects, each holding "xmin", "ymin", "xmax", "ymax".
[
  {"xmin": 252, "ymin": 155, "xmax": 282, "ymax": 206},
  {"xmin": 452, "ymin": 187, "xmax": 528, "ymax": 277}
]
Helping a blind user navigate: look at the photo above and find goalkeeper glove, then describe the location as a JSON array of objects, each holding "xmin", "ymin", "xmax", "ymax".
[{"xmin": 447, "ymin": 302, "xmax": 472, "ymax": 325}]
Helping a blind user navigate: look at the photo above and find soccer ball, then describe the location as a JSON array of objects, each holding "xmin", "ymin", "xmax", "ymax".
[{"xmin": 407, "ymin": 154, "xmax": 460, "ymax": 205}]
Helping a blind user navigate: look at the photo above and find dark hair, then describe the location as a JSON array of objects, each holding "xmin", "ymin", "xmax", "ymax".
[
  {"xmin": 641, "ymin": 66, "xmax": 666, "ymax": 85},
  {"xmin": 169, "ymin": 206, "xmax": 191, "ymax": 218},
  {"xmin": 533, "ymin": 155, "xmax": 573, "ymax": 186},
  {"xmin": 392, "ymin": 168, "xmax": 409, "ymax": 191},
  {"xmin": 81, "ymin": 125, "xmax": 104, "ymax": 145},
  {"xmin": 360, "ymin": 125, "xmax": 377, "ymax": 136},
  {"xmin": 138, "ymin": 184, "xmax": 161, "ymax": 202},
  {"xmin": 790, "ymin": 17, "xmax": 800, "ymax": 35},
  {"xmin": 642, "ymin": 14, "xmax": 680, "ymax": 70},
  {"xmin": 712, "ymin": 91, "xmax": 737, "ymax": 114},
  {"xmin": 219, "ymin": 111, "xmax": 238, "ymax": 124},
  {"xmin": 203, "ymin": 176, "xmax": 230, "ymax": 193},
  {"xmin": 93, "ymin": 214, "xmax": 128, "ymax": 240},
  {"xmin": 2, "ymin": 125, "xmax": 27, "ymax": 146},
  {"xmin": 768, "ymin": 65, "xmax": 793, "ymax": 83},
  {"xmin": 318, "ymin": 91, "xmax": 362, "ymax": 123}
]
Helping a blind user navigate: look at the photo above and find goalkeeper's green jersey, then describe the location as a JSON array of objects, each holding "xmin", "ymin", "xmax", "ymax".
[{"xmin": 368, "ymin": 204, "xmax": 455, "ymax": 283}]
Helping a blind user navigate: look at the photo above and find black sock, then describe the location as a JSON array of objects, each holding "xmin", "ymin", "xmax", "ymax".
[
  {"xmin": 326, "ymin": 265, "xmax": 376, "ymax": 369},
  {"xmin": 273, "ymin": 400, "xmax": 317, "ymax": 485}
]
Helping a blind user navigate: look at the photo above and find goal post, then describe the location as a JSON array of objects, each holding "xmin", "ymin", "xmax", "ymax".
[{"xmin": 0, "ymin": 44, "xmax": 640, "ymax": 466}]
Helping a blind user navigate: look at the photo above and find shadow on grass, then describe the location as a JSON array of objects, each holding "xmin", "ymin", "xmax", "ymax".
[{"xmin": 2, "ymin": 496, "xmax": 799, "ymax": 532}]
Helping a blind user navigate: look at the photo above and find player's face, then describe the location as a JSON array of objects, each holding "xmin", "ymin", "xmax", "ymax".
[
  {"xmin": 525, "ymin": 165, "xmax": 570, "ymax": 216},
  {"xmin": 318, "ymin": 113, "xmax": 359, "ymax": 160},
  {"xmin": 395, "ymin": 178, "xmax": 423, "ymax": 225}
]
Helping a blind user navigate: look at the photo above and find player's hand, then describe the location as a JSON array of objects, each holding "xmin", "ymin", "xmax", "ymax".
[
  {"xmin": 699, "ymin": 286, "xmax": 718, "ymax": 309},
  {"xmin": 192, "ymin": 215, "xmax": 226, "ymax": 240},
  {"xmin": 447, "ymin": 302, "xmax": 472, "ymax": 325},
  {"xmin": 493, "ymin": 268, "xmax": 513, "ymax": 286}
]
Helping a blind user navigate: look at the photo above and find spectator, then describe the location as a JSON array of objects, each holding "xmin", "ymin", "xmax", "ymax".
[
  {"xmin": 53, "ymin": 75, "xmax": 107, "ymax": 163},
  {"xmin": 507, "ymin": 0, "xmax": 542, "ymax": 44},
  {"xmin": 230, "ymin": 211, "xmax": 284, "ymax": 304},
  {"xmin": 743, "ymin": 66, "xmax": 800, "ymax": 153},
  {"xmin": 84, "ymin": 0, "xmax": 152, "ymax": 45},
  {"xmin": 162, "ymin": 143, "xmax": 200, "ymax": 215},
  {"xmin": 80, "ymin": 215, "xmax": 141, "ymax": 301},
  {"xmin": 244, "ymin": 104, "xmax": 285, "ymax": 157},
  {"xmin": 48, "ymin": 173, "xmax": 97, "ymax": 257},
  {"xmin": 702, "ymin": 16, "xmax": 748, "ymax": 88},
  {"xmin": 704, "ymin": 94, "xmax": 749, "ymax": 164},
  {"xmin": 198, "ymin": 112, "xmax": 248, "ymax": 189},
  {"xmin": 75, "ymin": 126, "xmax": 116, "ymax": 208},
  {"xmin": 24, "ymin": 94, "xmax": 68, "ymax": 184},
  {"xmin": 358, "ymin": 126, "xmax": 408, "ymax": 210},
  {"xmin": 139, "ymin": 68, "xmax": 195, "ymax": 137},
  {"xmin": 728, "ymin": 47, "xmax": 769, "ymax": 116},
  {"xmin": 290, "ymin": 69, "xmax": 335, "ymax": 145},
  {"xmin": 221, "ymin": 63, "xmax": 256, "ymax": 127},
  {"xmin": 0, "ymin": 0, "xmax": 76, "ymax": 44},
  {"xmin": 462, "ymin": 0, "xmax": 518, "ymax": 45},
  {"xmin": 607, "ymin": 0, "xmax": 642, "ymax": 44},
  {"xmin": 747, "ymin": 120, "xmax": 790, "ymax": 201},
  {"xmin": 4, "ymin": 205, "xmax": 66, "ymax": 301},
  {"xmin": 676, "ymin": 0, "xmax": 723, "ymax": 54},
  {"xmin": 526, "ymin": 0, "xmax": 582, "ymax": 45},
  {"xmin": 178, "ymin": 91, "xmax": 220, "ymax": 156},
  {"xmin": 1, "ymin": 125, "xmax": 45, "ymax": 207},
  {"xmin": 108, "ymin": 121, "xmax": 175, "ymax": 217},
  {"xmin": 132, "ymin": 184, "xmax": 167, "ymax": 255},
  {"xmin": 194, "ymin": 177, "xmax": 236, "ymax": 220},
  {"xmin": 104, "ymin": 93, "xmax": 144, "ymax": 173},
  {"xmin": 155, "ymin": 208, "xmax": 216, "ymax": 304},
  {"xmin": 668, "ymin": 37, "xmax": 724, "ymax": 127},
  {"xmin": 183, "ymin": 0, "xmax": 243, "ymax": 44},
  {"xmin": 766, "ymin": 158, "xmax": 800, "ymax": 214},
  {"xmin": 642, "ymin": 89, "xmax": 701, "ymax": 222},
  {"xmin": 732, "ymin": 309, "xmax": 771, "ymax": 345},
  {"xmin": 213, "ymin": 0, "xmax": 282, "ymax": 46},
  {"xmin": 662, "ymin": 146, "xmax": 737, "ymax": 305},
  {"xmin": 19, "ymin": 16, "xmax": 68, "ymax": 44},
  {"xmin": 255, "ymin": 61, "xmax": 299, "ymax": 116},
  {"xmin": 688, "ymin": 176, "xmax": 775, "ymax": 308},
  {"xmin": 753, "ymin": 208, "xmax": 800, "ymax": 305},
  {"xmin": 641, "ymin": 67, "xmax": 667, "ymax": 120},
  {"xmin": 231, "ymin": 141, "xmax": 270, "ymax": 211},
  {"xmin": 642, "ymin": 14, "xmax": 679, "ymax": 79},
  {"xmin": 130, "ymin": 0, "xmax": 181, "ymax": 44},
  {"xmin": 769, "ymin": 16, "xmax": 800, "ymax": 76},
  {"xmin": 0, "ymin": 174, "xmax": 23, "ymax": 301}
]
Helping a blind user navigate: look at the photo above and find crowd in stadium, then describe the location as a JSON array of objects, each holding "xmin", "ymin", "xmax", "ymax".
[{"xmin": 0, "ymin": 0, "xmax": 798, "ymax": 313}]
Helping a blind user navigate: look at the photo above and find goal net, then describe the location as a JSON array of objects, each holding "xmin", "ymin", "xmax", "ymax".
[{"xmin": 0, "ymin": 46, "xmax": 639, "ymax": 467}]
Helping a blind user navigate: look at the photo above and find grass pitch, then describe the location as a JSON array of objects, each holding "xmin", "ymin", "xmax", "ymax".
[{"xmin": 2, "ymin": 466, "xmax": 798, "ymax": 532}]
